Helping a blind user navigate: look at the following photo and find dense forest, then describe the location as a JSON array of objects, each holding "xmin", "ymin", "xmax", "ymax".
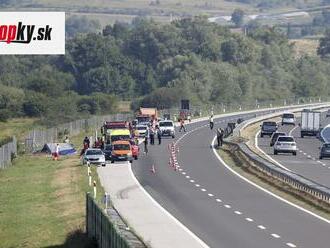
[{"xmin": 1, "ymin": 16, "xmax": 330, "ymax": 125}]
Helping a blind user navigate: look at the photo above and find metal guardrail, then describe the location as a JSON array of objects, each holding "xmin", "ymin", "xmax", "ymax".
[
  {"xmin": 0, "ymin": 137, "xmax": 17, "ymax": 169},
  {"xmin": 86, "ymin": 193, "xmax": 145, "ymax": 248},
  {"xmin": 225, "ymin": 103, "xmax": 330, "ymax": 205}
]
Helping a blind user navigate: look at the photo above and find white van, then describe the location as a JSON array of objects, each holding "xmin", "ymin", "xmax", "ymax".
[{"xmin": 282, "ymin": 113, "xmax": 295, "ymax": 125}]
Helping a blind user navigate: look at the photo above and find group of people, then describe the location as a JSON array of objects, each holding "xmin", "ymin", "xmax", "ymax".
[{"xmin": 143, "ymin": 125, "xmax": 162, "ymax": 154}]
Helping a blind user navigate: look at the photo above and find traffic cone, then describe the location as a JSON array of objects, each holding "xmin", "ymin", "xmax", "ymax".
[{"xmin": 150, "ymin": 164, "xmax": 156, "ymax": 174}]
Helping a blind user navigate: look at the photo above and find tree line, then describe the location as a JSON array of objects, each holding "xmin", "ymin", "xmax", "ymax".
[{"xmin": 1, "ymin": 16, "xmax": 330, "ymax": 124}]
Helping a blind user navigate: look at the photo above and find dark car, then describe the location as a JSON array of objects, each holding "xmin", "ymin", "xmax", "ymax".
[
  {"xmin": 103, "ymin": 144, "xmax": 112, "ymax": 160},
  {"xmin": 270, "ymin": 132, "xmax": 287, "ymax": 146},
  {"xmin": 319, "ymin": 143, "xmax": 330, "ymax": 159},
  {"xmin": 260, "ymin": 121, "xmax": 278, "ymax": 137}
]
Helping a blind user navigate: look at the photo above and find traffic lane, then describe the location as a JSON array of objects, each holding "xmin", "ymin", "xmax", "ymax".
[
  {"xmin": 257, "ymin": 114, "xmax": 330, "ymax": 187},
  {"xmin": 133, "ymin": 120, "xmax": 285, "ymax": 248},
  {"xmin": 178, "ymin": 120, "xmax": 330, "ymax": 248}
]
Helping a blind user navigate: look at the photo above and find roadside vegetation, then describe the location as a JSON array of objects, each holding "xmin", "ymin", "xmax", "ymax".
[
  {"xmin": 2, "ymin": 16, "xmax": 330, "ymax": 126},
  {"xmin": 0, "ymin": 132, "xmax": 104, "ymax": 248}
]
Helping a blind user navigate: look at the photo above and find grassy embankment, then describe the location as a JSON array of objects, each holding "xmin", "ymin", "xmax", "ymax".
[{"xmin": 0, "ymin": 130, "xmax": 104, "ymax": 248}]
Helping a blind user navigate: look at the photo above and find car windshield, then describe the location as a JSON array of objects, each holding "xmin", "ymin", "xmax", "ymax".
[
  {"xmin": 86, "ymin": 150, "xmax": 102, "ymax": 155},
  {"xmin": 113, "ymin": 144, "xmax": 130, "ymax": 150},
  {"xmin": 283, "ymin": 113, "xmax": 294, "ymax": 118},
  {"xmin": 159, "ymin": 121, "xmax": 173, "ymax": 127},
  {"xmin": 263, "ymin": 122, "xmax": 276, "ymax": 126},
  {"xmin": 278, "ymin": 137, "xmax": 294, "ymax": 142},
  {"xmin": 111, "ymin": 135, "xmax": 130, "ymax": 142},
  {"xmin": 137, "ymin": 126, "xmax": 147, "ymax": 130}
]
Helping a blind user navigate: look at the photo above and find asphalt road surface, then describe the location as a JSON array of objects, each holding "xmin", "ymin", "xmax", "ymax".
[
  {"xmin": 132, "ymin": 110, "xmax": 330, "ymax": 248},
  {"xmin": 258, "ymin": 111, "xmax": 330, "ymax": 188}
]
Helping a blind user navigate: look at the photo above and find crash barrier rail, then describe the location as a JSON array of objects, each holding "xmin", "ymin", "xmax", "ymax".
[
  {"xmin": 24, "ymin": 113, "xmax": 132, "ymax": 153},
  {"xmin": 86, "ymin": 193, "xmax": 145, "ymax": 248},
  {"xmin": 225, "ymin": 103, "xmax": 330, "ymax": 205},
  {"xmin": 0, "ymin": 136, "xmax": 17, "ymax": 169}
]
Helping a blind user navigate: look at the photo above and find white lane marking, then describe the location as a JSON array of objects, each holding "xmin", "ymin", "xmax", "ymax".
[
  {"xmin": 190, "ymin": 179, "xmax": 195, "ymax": 183},
  {"xmin": 271, "ymin": 233, "xmax": 281, "ymax": 238},
  {"xmin": 186, "ymin": 175, "xmax": 190, "ymax": 179},
  {"xmin": 179, "ymin": 168, "xmax": 183, "ymax": 171},
  {"xmin": 255, "ymin": 130, "xmax": 292, "ymax": 171},
  {"xmin": 208, "ymin": 193, "xmax": 214, "ymax": 197},
  {"xmin": 224, "ymin": 205, "xmax": 231, "ymax": 209},
  {"xmin": 307, "ymin": 155, "xmax": 311, "ymax": 158},
  {"xmin": 289, "ymin": 126, "xmax": 299, "ymax": 136},
  {"xmin": 246, "ymin": 218, "xmax": 254, "ymax": 222},
  {"xmin": 216, "ymin": 199, "xmax": 222, "ymax": 203},
  {"xmin": 299, "ymin": 150, "xmax": 302, "ymax": 153},
  {"xmin": 201, "ymin": 188, "xmax": 207, "ymax": 192},
  {"xmin": 286, "ymin": 242, "xmax": 297, "ymax": 247},
  {"xmin": 303, "ymin": 152, "xmax": 307, "ymax": 155},
  {"xmin": 128, "ymin": 164, "xmax": 210, "ymax": 247},
  {"xmin": 182, "ymin": 172, "xmax": 186, "ymax": 175},
  {"xmin": 212, "ymin": 136, "xmax": 330, "ymax": 224},
  {"xmin": 195, "ymin": 184, "xmax": 200, "ymax": 187},
  {"xmin": 317, "ymin": 160, "xmax": 322, "ymax": 163},
  {"xmin": 257, "ymin": 225, "xmax": 266, "ymax": 230},
  {"xmin": 234, "ymin": 211, "xmax": 242, "ymax": 215}
]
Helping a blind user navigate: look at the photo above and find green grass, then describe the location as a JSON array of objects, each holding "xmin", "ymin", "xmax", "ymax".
[
  {"xmin": 0, "ymin": 130, "xmax": 104, "ymax": 248},
  {"xmin": 0, "ymin": 118, "xmax": 40, "ymax": 141}
]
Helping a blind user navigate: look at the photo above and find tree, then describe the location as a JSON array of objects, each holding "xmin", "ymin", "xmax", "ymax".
[
  {"xmin": 231, "ymin": 9, "xmax": 245, "ymax": 27},
  {"xmin": 23, "ymin": 91, "xmax": 48, "ymax": 117},
  {"xmin": 318, "ymin": 29, "xmax": 330, "ymax": 58}
]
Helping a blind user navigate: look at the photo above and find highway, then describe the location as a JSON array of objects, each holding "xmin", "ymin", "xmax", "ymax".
[
  {"xmin": 132, "ymin": 110, "xmax": 330, "ymax": 248},
  {"xmin": 257, "ymin": 111, "xmax": 330, "ymax": 188}
]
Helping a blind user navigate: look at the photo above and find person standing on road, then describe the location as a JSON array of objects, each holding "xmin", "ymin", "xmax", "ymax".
[
  {"xmin": 216, "ymin": 127, "xmax": 222, "ymax": 147},
  {"xmin": 179, "ymin": 118, "xmax": 186, "ymax": 132},
  {"xmin": 150, "ymin": 127, "xmax": 155, "ymax": 145},
  {"xmin": 144, "ymin": 135, "xmax": 148, "ymax": 154},
  {"xmin": 209, "ymin": 115, "xmax": 214, "ymax": 130},
  {"xmin": 218, "ymin": 128, "xmax": 224, "ymax": 147},
  {"xmin": 156, "ymin": 126, "xmax": 162, "ymax": 145}
]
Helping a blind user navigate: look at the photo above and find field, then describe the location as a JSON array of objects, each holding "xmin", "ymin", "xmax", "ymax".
[
  {"xmin": 0, "ymin": 118, "xmax": 40, "ymax": 141},
  {"xmin": 0, "ymin": 131, "xmax": 104, "ymax": 248}
]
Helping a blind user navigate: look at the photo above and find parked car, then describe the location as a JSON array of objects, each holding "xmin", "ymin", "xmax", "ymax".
[
  {"xmin": 129, "ymin": 140, "xmax": 140, "ymax": 160},
  {"xmin": 281, "ymin": 113, "xmax": 295, "ymax": 125},
  {"xmin": 159, "ymin": 120, "xmax": 175, "ymax": 138},
  {"xmin": 270, "ymin": 132, "xmax": 287, "ymax": 146},
  {"xmin": 82, "ymin": 148, "xmax": 106, "ymax": 166},
  {"xmin": 274, "ymin": 136, "xmax": 297, "ymax": 155},
  {"xmin": 102, "ymin": 144, "xmax": 112, "ymax": 161},
  {"xmin": 111, "ymin": 140, "xmax": 133, "ymax": 163},
  {"xmin": 136, "ymin": 124, "xmax": 148, "ymax": 137},
  {"xmin": 319, "ymin": 143, "xmax": 330, "ymax": 159},
  {"xmin": 260, "ymin": 121, "xmax": 278, "ymax": 137}
]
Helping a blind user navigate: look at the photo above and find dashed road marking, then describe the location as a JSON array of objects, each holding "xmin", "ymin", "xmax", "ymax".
[
  {"xmin": 216, "ymin": 199, "xmax": 222, "ymax": 203},
  {"xmin": 257, "ymin": 225, "xmax": 266, "ymax": 230},
  {"xmin": 271, "ymin": 233, "xmax": 281, "ymax": 238},
  {"xmin": 208, "ymin": 193, "xmax": 214, "ymax": 197},
  {"xmin": 186, "ymin": 175, "xmax": 190, "ymax": 179},
  {"xmin": 246, "ymin": 218, "xmax": 254, "ymax": 222},
  {"xmin": 195, "ymin": 184, "xmax": 200, "ymax": 187},
  {"xmin": 234, "ymin": 211, "xmax": 242, "ymax": 215},
  {"xmin": 224, "ymin": 204, "xmax": 231, "ymax": 209},
  {"xmin": 303, "ymin": 152, "xmax": 307, "ymax": 155},
  {"xmin": 178, "ymin": 168, "xmax": 183, "ymax": 171},
  {"xmin": 286, "ymin": 243, "xmax": 297, "ymax": 247},
  {"xmin": 190, "ymin": 179, "xmax": 195, "ymax": 183},
  {"xmin": 182, "ymin": 172, "xmax": 186, "ymax": 175},
  {"xmin": 201, "ymin": 188, "xmax": 207, "ymax": 192}
]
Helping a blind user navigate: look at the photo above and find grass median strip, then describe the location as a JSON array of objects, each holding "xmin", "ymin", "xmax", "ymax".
[{"xmin": 0, "ymin": 132, "xmax": 103, "ymax": 248}]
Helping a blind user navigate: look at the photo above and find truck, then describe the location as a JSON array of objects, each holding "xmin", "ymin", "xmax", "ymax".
[
  {"xmin": 300, "ymin": 109, "xmax": 321, "ymax": 138},
  {"xmin": 136, "ymin": 107, "xmax": 158, "ymax": 125}
]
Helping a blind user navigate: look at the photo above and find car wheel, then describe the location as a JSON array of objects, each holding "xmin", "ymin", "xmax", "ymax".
[
  {"xmin": 134, "ymin": 156, "xmax": 138, "ymax": 160},
  {"xmin": 320, "ymin": 156, "xmax": 323, "ymax": 160},
  {"xmin": 102, "ymin": 163, "xmax": 106, "ymax": 167},
  {"xmin": 111, "ymin": 160, "xmax": 114, "ymax": 164},
  {"xmin": 172, "ymin": 135, "xmax": 175, "ymax": 138},
  {"xmin": 293, "ymin": 152, "xmax": 297, "ymax": 156},
  {"xmin": 129, "ymin": 160, "xmax": 133, "ymax": 164},
  {"xmin": 301, "ymin": 134, "xmax": 304, "ymax": 138},
  {"xmin": 274, "ymin": 150, "xmax": 278, "ymax": 155}
]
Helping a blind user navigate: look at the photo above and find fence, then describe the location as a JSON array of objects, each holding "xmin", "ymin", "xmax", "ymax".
[
  {"xmin": 0, "ymin": 137, "xmax": 17, "ymax": 169},
  {"xmin": 25, "ymin": 113, "xmax": 132, "ymax": 153},
  {"xmin": 86, "ymin": 193, "xmax": 145, "ymax": 248}
]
